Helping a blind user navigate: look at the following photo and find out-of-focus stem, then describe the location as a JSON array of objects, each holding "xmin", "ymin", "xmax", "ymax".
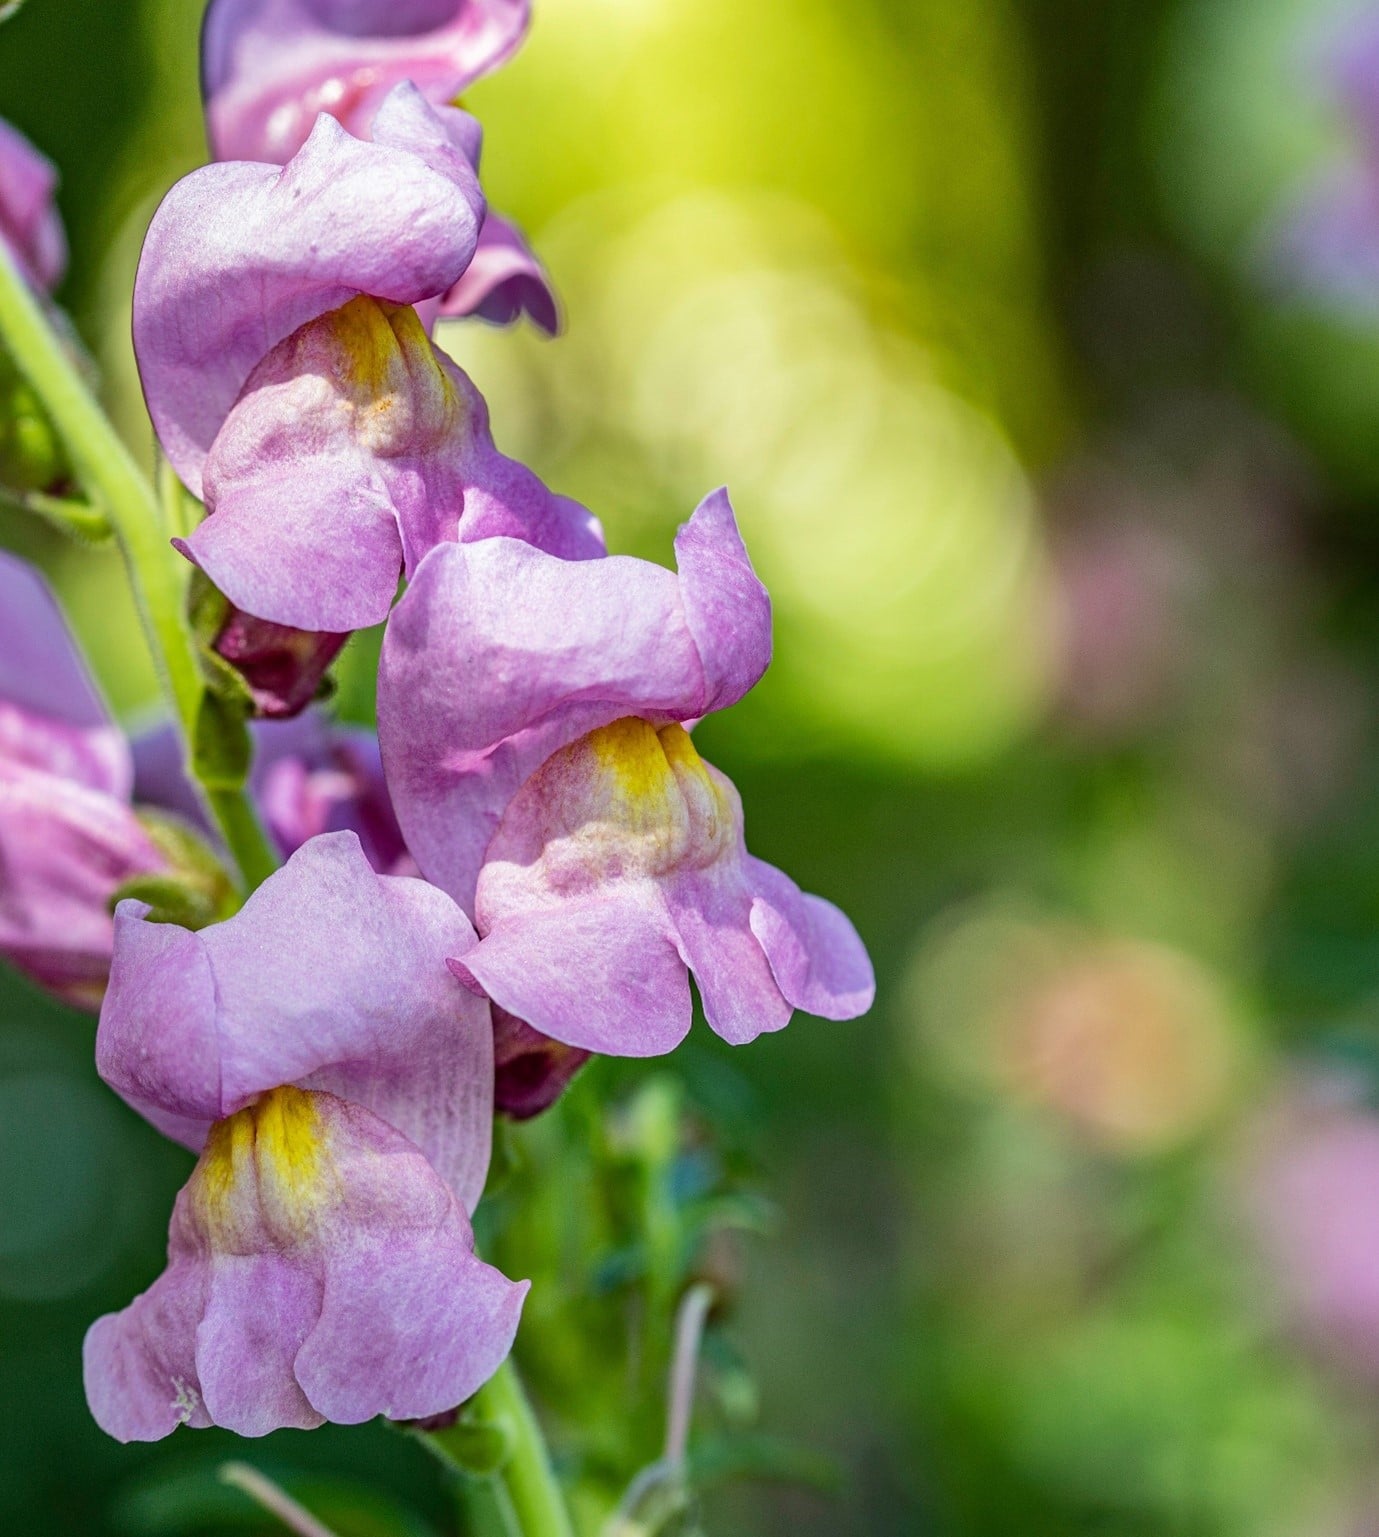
[
  {"xmin": 0, "ymin": 241, "xmax": 278, "ymax": 890},
  {"xmin": 462, "ymin": 1362, "xmax": 575, "ymax": 1537},
  {"xmin": 220, "ymin": 1463, "xmax": 341, "ymax": 1537},
  {"xmin": 664, "ymin": 1283, "xmax": 715, "ymax": 1472}
]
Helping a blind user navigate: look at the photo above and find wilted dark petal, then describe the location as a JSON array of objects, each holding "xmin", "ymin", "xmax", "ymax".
[
  {"xmin": 492, "ymin": 1006, "xmax": 590, "ymax": 1119},
  {"xmin": 213, "ymin": 608, "xmax": 348, "ymax": 720}
]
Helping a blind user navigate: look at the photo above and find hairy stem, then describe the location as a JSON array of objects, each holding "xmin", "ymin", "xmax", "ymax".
[{"xmin": 0, "ymin": 242, "xmax": 278, "ymax": 890}]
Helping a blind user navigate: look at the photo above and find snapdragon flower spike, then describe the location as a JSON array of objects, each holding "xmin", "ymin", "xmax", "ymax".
[
  {"xmin": 381, "ymin": 490, "xmax": 875, "ymax": 1057},
  {"xmin": 201, "ymin": 0, "xmax": 553, "ymax": 331},
  {"xmin": 0, "ymin": 117, "xmax": 66, "ymax": 291},
  {"xmin": 0, "ymin": 554, "xmax": 167, "ymax": 1008},
  {"xmin": 136, "ymin": 84, "xmax": 596, "ymax": 633},
  {"xmin": 86, "ymin": 832, "xmax": 525, "ymax": 1441}
]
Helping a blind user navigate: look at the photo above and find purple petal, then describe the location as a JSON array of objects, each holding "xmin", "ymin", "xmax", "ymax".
[
  {"xmin": 665, "ymin": 868, "xmax": 792, "ymax": 1047},
  {"xmin": 181, "ymin": 303, "xmax": 597, "ymax": 633},
  {"xmin": 134, "ymin": 84, "xmax": 483, "ymax": 493},
  {"xmin": 672, "ymin": 487, "xmax": 772, "ymax": 715},
  {"xmin": 0, "ymin": 117, "xmax": 66, "ymax": 291},
  {"xmin": 204, "ymin": 0, "xmax": 530, "ymax": 163},
  {"xmin": 86, "ymin": 1089, "xmax": 525, "ymax": 1440},
  {"xmin": 196, "ymin": 1255, "xmax": 322, "ymax": 1435},
  {"xmin": 292, "ymin": 1100, "xmax": 526, "ymax": 1421},
  {"xmin": 441, "ymin": 211, "xmax": 559, "ymax": 334},
  {"xmin": 0, "ymin": 552, "xmax": 129, "ymax": 796},
  {"xmin": 96, "ymin": 831, "xmax": 493, "ymax": 1211},
  {"xmin": 453, "ymin": 898, "xmax": 693, "ymax": 1057},
  {"xmin": 461, "ymin": 720, "xmax": 872, "ymax": 1055},
  {"xmin": 747, "ymin": 858, "xmax": 877, "ymax": 1022},
  {"xmin": 378, "ymin": 490, "xmax": 761, "ymax": 910},
  {"xmin": 83, "ymin": 1227, "xmax": 211, "ymax": 1442},
  {"xmin": 253, "ymin": 718, "xmax": 410, "ymax": 872},
  {"xmin": 97, "ymin": 903, "xmax": 223, "ymax": 1133},
  {"xmin": 0, "ymin": 769, "xmax": 166, "ymax": 1012}
]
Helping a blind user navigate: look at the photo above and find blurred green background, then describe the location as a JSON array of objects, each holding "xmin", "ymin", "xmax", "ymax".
[{"xmin": 12, "ymin": 0, "xmax": 1379, "ymax": 1531}]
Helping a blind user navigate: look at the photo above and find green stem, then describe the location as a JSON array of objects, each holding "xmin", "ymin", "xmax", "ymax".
[
  {"xmin": 442, "ymin": 1362, "xmax": 575, "ymax": 1537},
  {"xmin": 0, "ymin": 241, "xmax": 278, "ymax": 891}
]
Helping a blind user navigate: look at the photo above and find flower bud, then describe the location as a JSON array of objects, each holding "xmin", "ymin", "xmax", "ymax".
[{"xmin": 212, "ymin": 606, "xmax": 348, "ymax": 720}]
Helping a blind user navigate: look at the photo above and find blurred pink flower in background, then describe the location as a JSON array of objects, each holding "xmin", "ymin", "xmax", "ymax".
[{"xmin": 1242, "ymin": 1077, "xmax": 1379, "ymax": 1379}]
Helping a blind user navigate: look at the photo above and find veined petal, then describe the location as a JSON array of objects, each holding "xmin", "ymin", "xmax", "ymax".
[
  {"xmin": 460, "ymin": 720, "xmax": 873, "ymax": 1055},
  {"xmin": 182, "ymin": 298, "xmax": 599, "ymax": 632},
  {"xmin": 204, "ymin": 0, "xmax": 530, "ymax": 163},
  {"xmin": 97, "ymin": 831, "xmax": 493, "ymax": 1212},
  {"xmin": 440, "ymin": 211, "xmax": 559, "ymax": 334},
  {"xmin": 85, "ymin": 1088, "xmax": 526, "ymax": 1441},
  {"xmin": 378, "ymin": 490, "xmax": 762, "ymax": 910},
  {"xmin": 134, "ymin": 83, "xmax": 484, "ymax": 494}
]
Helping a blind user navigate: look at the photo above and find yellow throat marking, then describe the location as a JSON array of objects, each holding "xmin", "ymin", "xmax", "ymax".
[{"xmin": 191, "ymin": 1085, "xmax": 334, "ymax": 1247}]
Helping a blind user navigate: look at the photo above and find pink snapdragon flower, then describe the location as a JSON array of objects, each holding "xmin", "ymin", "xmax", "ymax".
[
  {"xmin": 86, "ymin": 832, "xmax": 525, "ymax": 1441},
  {"xmin": 379, "ymin": 491, "xmax": 875, "ymax": 1058},
  {"xmin": 0, "ymin": 116, "xmax": 66, "ymax": 291},
  {"xmin": 135, "ymin": 82, "xmax": 599, "ymax": 634},
  {"xmin": 201, "ymin": 0, "xmax": 556, "ymax": 332},
  {"xmin": 0, "ymin": 554, "xmax": 170, "ymax": 1008}
]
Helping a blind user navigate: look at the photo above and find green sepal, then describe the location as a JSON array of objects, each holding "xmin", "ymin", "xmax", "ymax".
[
  {"xmin": 0, "ymin": 483, "xmax": 111, "ymax": 543},
  {"xmin": 182, "ymin": 572, "xmax": 256, "ymax": 789},
  {"xmin": 112, "ymin": 813, "xmax": 240, "ymax": 930},
  {"xmin": 0, "ymin": 345, "xmax": 70, "ymax": 496},
  {"xmin": 410, "ymin": 1405, "xmax": 518, "ymax": 1479},
  {"xmin": 192, "ymin": 686, "xmax": 254, "ymax": 791}
]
